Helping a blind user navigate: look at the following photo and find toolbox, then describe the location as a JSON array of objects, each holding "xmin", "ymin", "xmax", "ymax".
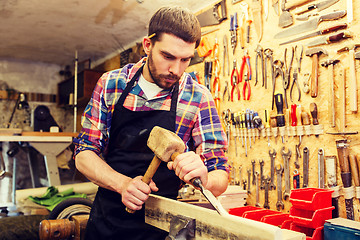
[{"xmin": 324, "ymin": 218, "xmax": 360, "ymax": 240}]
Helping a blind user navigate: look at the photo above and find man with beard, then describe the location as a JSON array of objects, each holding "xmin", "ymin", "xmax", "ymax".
[{"xmin": 73, "ymin": 6, "xmax": 229, "ymax": 240}]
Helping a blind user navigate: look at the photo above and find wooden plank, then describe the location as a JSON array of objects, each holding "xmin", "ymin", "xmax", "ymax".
[{"xmin": 145, "ymin": 194, "xmax": 305, "ymax": 240}]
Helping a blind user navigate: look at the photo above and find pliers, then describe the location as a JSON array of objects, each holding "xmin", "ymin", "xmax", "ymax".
[
  {"xmin": 230, "ymin": 60, "xmax": 241, "ymax": 101},
  {"xmin": 255, "ymin": 45, "xmax": 264, "ymax": 87},
  {"xmin": 240, "ymin": 50, "xmax": 252, "ymax": 100},
  {"xmin": 290, "ymin": 45, "xmax": 302, "ymax": 102}
]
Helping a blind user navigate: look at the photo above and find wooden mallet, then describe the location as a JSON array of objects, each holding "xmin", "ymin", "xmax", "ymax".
[{"xmin": 126, "ymin": 126, "xmax": 185, "ymax": 213}]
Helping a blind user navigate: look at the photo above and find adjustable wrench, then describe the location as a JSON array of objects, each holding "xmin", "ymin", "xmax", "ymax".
[
  {"xmin": 264, "ymin": 176, "xmax": 271, "ymax": 209},
  {"xmin": 281, "ymin": 147, "xmax": 292, "ymax": 200},
  {"xmin": 269, "ymin": 149, "xmax": 277, "ymax": 190},
  {"xmin": 247, "ymin": 168, "xmax": 251, "ymax": 194},
  {"xmin": 275, "ymin": 164, "xmax": 284, "ymax": 210},
  {"xmin": 252, "ymin": 160, "xmax": 256, "ymax": 185},
  {"xmin": 260, "ymin": 159, "xmax": 265, "ymax": 189},
  {"xmin": 318, "ymin": 148, "xmax": 325, "ymax": 188},
  {"xmin": 255, "ymin": 171, "xmax": 260, "ymax": 207},
  {"xmin": 303, "ymin": 147, "xmax": 309, "ymax": 188}
]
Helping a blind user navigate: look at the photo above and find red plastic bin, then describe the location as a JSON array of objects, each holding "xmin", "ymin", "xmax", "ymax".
[
  {"xmin": 228, "ymin": 206, "xmax": 263, "ymax": 217},
  {"xmin": 261, "ymin": 212, "xmax": 291, "ymax": 227},
  {"xmin": 290, "ymin": 206, "xmax": 334, "ymax": 229},
  {"xmin": 289, "ymin": 188, "xmax": 333, "ymax": 211},
  {"xmin": 290, "ymin": 223, "xmax": 324, "ymax": 240}
]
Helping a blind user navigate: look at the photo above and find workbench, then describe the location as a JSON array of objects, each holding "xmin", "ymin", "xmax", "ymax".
[{"xmin": 0, "ymin": 132, "xmax": 77, "ymax": 187}]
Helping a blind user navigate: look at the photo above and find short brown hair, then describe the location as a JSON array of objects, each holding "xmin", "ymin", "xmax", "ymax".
[{"xmin": 148, "ymin": 6, "xmax": 201, "ymax": 48}]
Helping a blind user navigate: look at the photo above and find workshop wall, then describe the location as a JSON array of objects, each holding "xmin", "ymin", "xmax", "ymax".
[
  {"xmin": 187, "ymin": 0, "xmax": 360, "ymax": 220},
  {"xmin": 0, "ymin": 59, "xmax": 73, "ymax": 131}
]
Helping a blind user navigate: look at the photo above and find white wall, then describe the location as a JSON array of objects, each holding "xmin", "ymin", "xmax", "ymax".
[{"xmin": 0, "ymin": 59, "xmax": 73, "ymax": 132}]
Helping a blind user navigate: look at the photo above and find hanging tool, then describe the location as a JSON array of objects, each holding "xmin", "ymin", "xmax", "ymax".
[
  {"xmin": 275, "ymin": 93, "xmax": 285, "ymax": 143},
  {"xmin": 264, "ymin": 109, "xmax": 271, "ymax": 146},
  {"xmin": 250, "ymin": 110, "xmax": 256, "ymax": 143},
  {"xmin": 283, "ymin": 47, "xmax": 294, "ymax": 107},
  {"xmin": 272, "ymin": 0, "xmax": 280, "ymax": 15},
  {"xmin": 325, "ymin": 155, "xmax": 339, "ymax": 218},
  {"xmin": 255, "ymin": 45, "xmax": 265, "ymax": 87},
  {"xmin": 279, "ymin": 23, "xmax": 348, "ymax": 45},
  {"xmin": 246, "ymin": 109, "xmax": 252, "ymax": 148},
  {"xmin": 223, "ymin": 35, "xmax": 230, "ymax": 77},
  {"xmin": 264, "ymin": 0, "xmax": 269, "ymax": 20},
  {"xmin": 241, "ymin": 113, "xmax": 248, "ymax": 156},
  {"xmin": 231, "ymin": 112, "xmax": 238, "ymax": 156},
  {"xmin": 251, "ymin": 0, "xmax": 263, "ymax": 42},
  {"xmin": 318, "ymin": 148, "xmax": 325, "ymax": 188},
  {"xmin": 305, "ymin": 47, "xmax": 328, "ymax": 98},
  {"xmin": 321, "ymin": 59, "xmax": 339, "ymax": 128},
  {"xmin": 230, "ymin": 60, "xmax": 241, "ymax": 101},
  {"xmin": 196, "ymin": 0, "xmax": 227, "ymax": 27},
  {"xmin": 291, "ymin": 104, "xmax": 301, "ymax": 169},
  {"xmin": 274, "ymin": 10, "xmax": 347, "ymax": 39},
  {"xmin": 279, "ymin": 0, "xmax": 315, "ymax": 28},
  {"xmin": 337, "ymin": 44, "xmax": 360, "ymax": 112},
  {"xmin": 212, "ymin": 37, "xmax": 221, "ymax": 113},
  {"xmin": 336, "ymin": 139, "xmax": 354, "ymax": 220},
  {"xmin": 222, "ymin": 109, "xmax": 231, "ymax": 151},
  {"xmin": 290, "ymin": 65, "xmax": 301, "ymax": 102},
  {"xmin": 239, "ymin": 2, "xmax": 249, "ymax": 48},
  {"xmin": 235, "ymin": 112, "xmax": 243, "ymax": 147},
  {"xmin": 204, "ymin": 61, "xmax": 212, "ymax": 91},
  {"xmin": 295, "ymin": 0, "xmax": 339, "ymax": 15},
  {"xmin": 272, "ymin": 60, "xmax": 285, "ymax": 110},
  {"xmin": 293, "ymin": 170, "xmax": 300, "ymax": 189},
  {"xmin": 223, "ymin": 81, "xmax": 230, "ymax": 102},
  {"xmin": 306, "ymin": 31, "xmax": 352, "ymax": 47},
  {"xmin": 240, "ymin": 50, "xmax": 252, "ymax": 100},
  {"xmin": 264, "ymin": 48, "xmax": 274, "ymax": 90},
  {"xmin": 230, "ymin": 13, "xmax": 238, "ymax": 54}
]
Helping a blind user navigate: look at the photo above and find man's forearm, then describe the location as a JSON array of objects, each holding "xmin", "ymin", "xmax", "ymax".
[
  {"xmin": 206, "ymin": 170, "xmax": 229, "ymax": 197},
  {"xmin": 75, "ymin": 150, "xmax": 131, "ymax": 194}
]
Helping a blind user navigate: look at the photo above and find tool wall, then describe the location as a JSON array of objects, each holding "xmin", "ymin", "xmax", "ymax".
[{"xmin": 187, "ymin": 0, "xmax": 360, "ymax": 221}]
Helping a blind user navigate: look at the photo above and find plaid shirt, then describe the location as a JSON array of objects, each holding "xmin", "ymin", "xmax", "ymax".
[{"xmin": 73, "ymin": 58, "xmax": 229, "ymax": 173}]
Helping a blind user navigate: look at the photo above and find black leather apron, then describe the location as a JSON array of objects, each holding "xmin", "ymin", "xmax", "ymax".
[{"xmin": 84, "ymin": 66, "xmax": 180, "ymax": 240}]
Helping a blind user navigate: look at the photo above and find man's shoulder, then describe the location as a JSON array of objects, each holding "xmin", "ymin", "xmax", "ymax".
[{"xmin": 182, "ymin": 73, "xmax": 212, "ymax": 96}]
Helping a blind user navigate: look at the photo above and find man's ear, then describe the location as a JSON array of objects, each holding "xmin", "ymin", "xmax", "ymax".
[{"xmin": 142, "ymin": 37, "xmax": 152, "ymax": 55}]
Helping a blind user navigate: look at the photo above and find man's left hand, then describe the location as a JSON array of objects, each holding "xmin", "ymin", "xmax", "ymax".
[{"xmin": 167, "ymin": 151, "xmax": 208, "ymax": 187}]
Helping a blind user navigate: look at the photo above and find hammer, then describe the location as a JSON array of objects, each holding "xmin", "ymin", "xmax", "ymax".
[
  {"xmin": 126, "ymin": 126, "xmax": 186, "ymax": 213},
  {"xmin": 337, "ymin": 44, "xmax": 360, "ymax": 112},
  {"xmin": 321, "ymin": 59, "xmax": 340, "ymax": 128},
  {"xmin": 305, "ymin": 47, "xmax": 328, "ymax": 98},
  {"xmin": 129, "ymin": 126, "xmax": 228, "ymax": 216}
]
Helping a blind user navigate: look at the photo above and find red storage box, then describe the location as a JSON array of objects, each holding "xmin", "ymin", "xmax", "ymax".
[
  {"xmin": 290, "ymin": 223, "xmax": 324, "ymax": 240},
  {"xmin": 290, "ymin": 206, "xmax": 334, "ymax": 229},
  {"xmin": 261, "ymin": 212, "xmax": 291, "ymax": 227},
  {"xmin": 289, "ymin": 188, "xmax": 333, "ymax": 211},
  {"xmin": 228, "ymin": 206, "xmax": 263, "ymax": 217}
]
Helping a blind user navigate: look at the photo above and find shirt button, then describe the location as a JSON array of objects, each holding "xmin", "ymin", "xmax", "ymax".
[{"xmin": 144, "ymin": 101, "xmax": 150, "ymax": 107}]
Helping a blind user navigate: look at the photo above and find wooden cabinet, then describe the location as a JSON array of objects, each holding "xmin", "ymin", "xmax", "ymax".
[{"xmin": 57, "ymin": 70, "xmax": 103, "ymax": 107}]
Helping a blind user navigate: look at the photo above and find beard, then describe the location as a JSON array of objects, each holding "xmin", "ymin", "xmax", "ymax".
[{"xmin": 147, "ymin": 51, "xmax": 180, "ymax": 90}]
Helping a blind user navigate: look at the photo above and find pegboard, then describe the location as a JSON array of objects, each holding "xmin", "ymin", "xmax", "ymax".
[{"xmin": 187, "ymin": 0, "xmax": 360, "ymax": 220}]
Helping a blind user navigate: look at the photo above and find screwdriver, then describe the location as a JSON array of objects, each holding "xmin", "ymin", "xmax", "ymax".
[
  {"xmin": 231, "ymin": 112, "xmax": 238, "ymax": 156},
  {"xmin": 264, "ymin": 109, "xmax": 271, "ymax": 146},
  {"xmin": 246, "ymin": 109, "xmax": 252, "ymax": 148},
  {"xmin": 291, "ymin": 104, "xmax": 301, "ymax": 168},
  {"xmin": 253, "ymin": 111, "xmax": 264, "ymax": 139},
  {"xmin": 250, "ymin": 110, "xmax": 256, "ymax": 143},
  {"xmin": 235, "ymin": 112, "xmax": 243, "ymax": 147},
  {"xmin": 301, "ymin": 108, "xmax": 311, "ymax": 136},
  {"xmin": 241, "ymin": 112, "xmax": 248, "ymax": 156},
  {"xmin": 275, "ymin": 93, "xmax": 285, "ymax": 143}
]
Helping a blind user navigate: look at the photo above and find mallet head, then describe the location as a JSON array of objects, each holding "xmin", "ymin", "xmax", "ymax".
[{"xmin": 147, "ymin": 126, "xmax": 186, "ymax": 162}]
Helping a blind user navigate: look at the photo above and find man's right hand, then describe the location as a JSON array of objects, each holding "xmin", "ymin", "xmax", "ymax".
[{"xmin": 121, "ymin": 176, "xmax": 159, "ymax": 211}]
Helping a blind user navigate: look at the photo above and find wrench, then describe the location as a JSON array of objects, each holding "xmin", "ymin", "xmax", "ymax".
[
  {"xmin": 269, "ymin": 149, "xmax": 277, "ymax": 190},
  {"xmin": 247, "ymin": 168, "xmax": 251, "ymax": 194},
  {"xmin": 318, "ymin": 148, "xmax": 325, "ymax": 188},
  {"xmin": 303, "ymin": 147, "xmax": 309, "ymax": 188},
  {"xmin": 260, "ymin": 159, "xmax": 265, "ymax": 189},
  {"xmin": 281, "ymin": 147, "xmax": 292, "ymax": 200},
  {"xmin": 255, "ymin": 172, "xmax": 260, "ymax": 207},
  {"xmin": 263, "ymin": 176, "xmax": 271, "ymax": 209},
  {"xmin": 242, "ymin": 179, "xmax": 247, "ymax": 191},
  {"xmin": 275, "ymin": 164, "xmax": 284, "ymax": 211},
  {"xmin": 252, "ymin": 160, "xmax": 256, "ymax": 185}
]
